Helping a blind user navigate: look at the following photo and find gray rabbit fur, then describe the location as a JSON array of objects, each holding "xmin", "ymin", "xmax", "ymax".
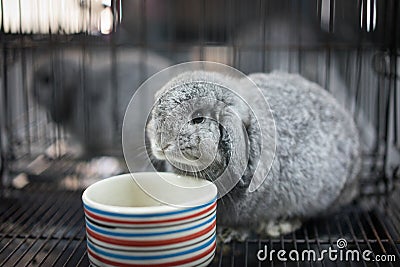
[{"xmin": 146, "ymin": 70, "xmax": 361, "ymax": 237}]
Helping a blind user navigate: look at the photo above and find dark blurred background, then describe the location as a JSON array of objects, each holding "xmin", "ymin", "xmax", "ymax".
[{"xmin": 0, "ymin": 0, "xmax": 399, "ymax": 266}]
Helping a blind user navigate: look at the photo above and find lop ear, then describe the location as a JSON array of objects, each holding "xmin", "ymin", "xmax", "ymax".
[
  {"xmin": 218, "ymin": 102, "xmax": 251, "ymax": 189},
  {"xmin": 218, "ymin": 90, "xmax": 267, "ymax": 190}
]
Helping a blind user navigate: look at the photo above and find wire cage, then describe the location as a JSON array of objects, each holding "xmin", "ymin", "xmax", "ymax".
[{"xmin": 0, "ymin": 0, "xmax": 399, "ymax": 266}]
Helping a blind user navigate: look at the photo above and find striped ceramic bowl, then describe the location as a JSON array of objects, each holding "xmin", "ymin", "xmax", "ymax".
[{"xmin": 82, "ymin": 173, "xmax": 217, "ymax": 267}]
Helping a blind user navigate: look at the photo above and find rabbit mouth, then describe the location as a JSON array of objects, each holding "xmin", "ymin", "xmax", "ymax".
[
  {"xmin": 164, "ymin": 149, "xmax": 216, "ymax": 172},
  {"xmin": 150, "ymin": 145, "xmax": 166, "ymax": 160},
  {"xmin": 167, "ymin": 153, "xmax": 202, "ymax": 166}
]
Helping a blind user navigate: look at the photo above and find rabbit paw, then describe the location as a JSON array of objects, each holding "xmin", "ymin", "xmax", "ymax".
[
  {"xmin": 258, "ymin": 219, "xmax": 302, "ymax": 237},
  {"xmin": 217, "ymin": 227, "xmax": 250, "ymax": 244}
]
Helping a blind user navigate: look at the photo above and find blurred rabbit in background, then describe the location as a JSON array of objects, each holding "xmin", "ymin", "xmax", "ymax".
[{"xmin": 32, "ymin": 48, "xmax": 172, "ymax": 158}]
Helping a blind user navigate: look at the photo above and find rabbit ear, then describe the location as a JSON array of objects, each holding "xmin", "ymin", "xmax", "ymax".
[
  {"xmin": 217, "ymin": 103, "xmax": 251, "ymax": 191},
  {"xmin": 218, "ymin": 89, "xmax": 277, "ymax": 191}
]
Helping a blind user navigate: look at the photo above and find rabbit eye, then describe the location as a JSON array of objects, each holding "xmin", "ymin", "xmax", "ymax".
[
  {"xmin": 190, "ymin": 111, "xmax": 205, "ymax": 124},
  {"xmin": 191, "ymin": 117, "xmax": 205, "ymax": 124}
]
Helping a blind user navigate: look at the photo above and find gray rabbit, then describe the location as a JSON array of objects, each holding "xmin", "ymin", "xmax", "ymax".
[{"xmin": 146, "ymin": 70, "xmax": 361, "ymax": 238}]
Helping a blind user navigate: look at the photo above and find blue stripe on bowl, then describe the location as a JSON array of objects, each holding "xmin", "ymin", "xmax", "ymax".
[
  {"xmin": 83, "ymin": 196, "xmax": 217, "ymax": 218},
  {"xmin": 87, "ymin": 229, "xmax": 217, "ymax": 252},
  {"xmin": 85, "ymin": 204, "xmax": 216, "ymax": 230},
  {"xmin": 85, "ymin": 214, "xmax": 216, "ymax": 237},
  {"xmin": 87, "ymin": 234, "xmax": 216, "ymax": 261}
]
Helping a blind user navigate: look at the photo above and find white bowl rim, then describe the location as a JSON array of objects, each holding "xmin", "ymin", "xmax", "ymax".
[{"xmin": 82, "ymin": 173, "xmax": 217, "ymax": 215}]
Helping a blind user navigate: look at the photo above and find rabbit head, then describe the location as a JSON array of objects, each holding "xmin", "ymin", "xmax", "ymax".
[
  {"xmin": 32, "ymin": 59, "xmax": 80, "ymax": 124},
  {"xmin": 146, "ymin": 71, "xmax": 252, "ymax": 186}
]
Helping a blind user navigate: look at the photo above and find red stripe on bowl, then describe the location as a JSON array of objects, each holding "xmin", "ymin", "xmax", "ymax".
[
  {"xmin": 84, "ymin": 202, "xmax": 217, "ymax": 225},
  {"xmin": 87, "ymin": 241, "xmax": 216, "ymax": 267},
  {"xmin": 86, "ymin": 221, "xmax": 216, "ymax": 247}
]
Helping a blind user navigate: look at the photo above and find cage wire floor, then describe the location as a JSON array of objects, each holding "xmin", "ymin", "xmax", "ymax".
[{"xmin": 0, "ymin": 180, "xmax": 398, "ymax": 267}]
